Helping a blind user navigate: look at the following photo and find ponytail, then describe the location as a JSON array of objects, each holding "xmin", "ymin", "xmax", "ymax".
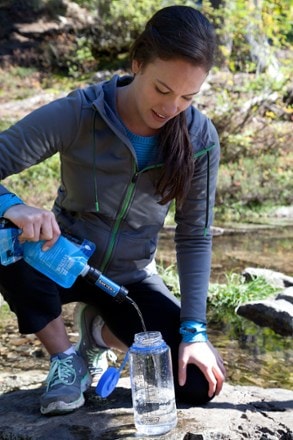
[{"xmin": 157, "ymin": 113, "xmax": 194, "ymax": 206}]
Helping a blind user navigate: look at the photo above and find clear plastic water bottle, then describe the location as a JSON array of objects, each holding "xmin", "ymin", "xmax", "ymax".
[{"xmin": 129, "ymin": 331, "xmax": 177, "ymax": 436}]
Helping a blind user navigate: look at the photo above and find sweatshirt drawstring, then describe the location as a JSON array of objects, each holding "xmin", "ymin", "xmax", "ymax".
[
  {"xmin": 92, "ymin": 112, "xmax": 100, "ymax": 212},
  {"xmin": 204, "ymin": 150, "xmax": 210, "ymax": 237},
  {"xmin": 192, "ymin": 144, "xmax": 215, "ymax": 238}
]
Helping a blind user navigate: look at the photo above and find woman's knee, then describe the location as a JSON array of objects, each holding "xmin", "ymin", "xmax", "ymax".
[
  {"xmin": 175, "ymin": 364, "xmax": 212, "ymax": 406},
  {"xmin": 0, "ymin": 260, "xmax": 62, "ymax": 333}
]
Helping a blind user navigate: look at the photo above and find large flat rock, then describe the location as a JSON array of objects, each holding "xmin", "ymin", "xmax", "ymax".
[{"xmin": 0, "ymin": 374, "xmax": 292, "ymax": 439}]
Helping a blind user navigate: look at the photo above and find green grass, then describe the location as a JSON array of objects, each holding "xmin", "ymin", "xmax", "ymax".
[
  {"xmin": 205, "ymin": 272, "xmax": 283, "ymax": 338},
  {"xmin": 157, "ymin": 263, "xmax": 180, "ymax": 298},
  {"xmin": 208, "ymin": 273, "xmax": 278, "ymax": 311},
  {"xmin": 157, "ymin": 263, "xmax": 279, "ymax": 318},
  {"xmin": 2, "ymin": 155, "xmax": 60, "ymax": 209},
  {"xmin": 0, "ymin": 302, "xmax": 14, "ymax": 330}
]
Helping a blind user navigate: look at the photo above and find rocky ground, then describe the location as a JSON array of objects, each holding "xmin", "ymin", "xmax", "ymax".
[
  {"xmin": 0, "ymin": 303, "xmax": 292, "ymax": 440},
  {"xmin": 0, "ymin": 303, "xmax": 80, "ymax": 382},
  {"xmin": 0, "ymin": 375, "xmax": 292, "ymax": 440}
]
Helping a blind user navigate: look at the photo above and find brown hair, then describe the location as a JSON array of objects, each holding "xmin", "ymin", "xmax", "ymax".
[{"xmin": 130, "ymin": 5, "xmax": 216, "ymax": 205}]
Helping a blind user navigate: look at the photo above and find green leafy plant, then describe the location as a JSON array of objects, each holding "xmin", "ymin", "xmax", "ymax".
[
  {"xmin": 66, "ymin": 36, "xmax": 96, "ymax": 78},
  {"xmin": 208, "ymin": 272, "xmax": 279, "ymax": 316},
  {"xmin": 203, "ymin": 0, "xmax": 292, "ymax": 73},
  {"xmin": 157, "ymin": 263, "xmax": 180, "ymax": 298},
  {"xmin": 3, "ymin": 155, "xmax": 60, "ymax": 209},
  {"xmin": 207, "ymin": 273, "xmax": 280, "ymax": 334},
  {"xmin": 153, "ymin": 266, "xmax": 279, "ymax": 323}
]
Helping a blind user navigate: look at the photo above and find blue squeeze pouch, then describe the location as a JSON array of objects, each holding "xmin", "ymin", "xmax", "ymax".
[
  {"xmin": 0, "ymin": 219, "xmax": 23, "ymax": 265},
  {"xmin": 23, "ymin": 236, "xmax": 96, "ymax": 288}
]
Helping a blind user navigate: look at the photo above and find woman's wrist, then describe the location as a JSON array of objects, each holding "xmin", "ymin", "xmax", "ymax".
[
  {"xmin": 0, "ymin": 193, "xmax": 24, "ymax": 218},
  {"xmin": 179, "ymin": 320, "xmax": 208, "ymax": 343}
]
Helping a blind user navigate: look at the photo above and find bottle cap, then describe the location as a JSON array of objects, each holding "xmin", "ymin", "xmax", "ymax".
[{"xmin": 95, "ymin": 367, "xmax": 120, "ymax": 398}]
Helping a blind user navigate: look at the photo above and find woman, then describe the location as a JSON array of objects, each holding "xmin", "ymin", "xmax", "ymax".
[{"xmin": 0, "ymin": 5, "xmax": 225, "ymax": 415}]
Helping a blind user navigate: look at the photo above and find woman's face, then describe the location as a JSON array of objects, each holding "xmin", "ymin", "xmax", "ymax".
[{"xmin": 126, "ymin": 57, "xmax": 207, "ymax": 136}]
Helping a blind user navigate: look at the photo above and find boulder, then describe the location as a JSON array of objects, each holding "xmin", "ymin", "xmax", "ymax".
[
  {"xmin": 276, "ymin": 287, "xmax": 293, "ymax": 304},
  {"xmin": 236, "ymin": 269, "xmax": 293, "ymax": 336},
  {"xmin": 236, "ymin": 297, "xmax": 293, "ymax": 336},
  {"xmin": 242, "ymin": 267, "xmax": 293, "ymax": 288},
  {"xmin": 0, "ymin": 374, "xmax": 292, "ymax": 440},
  {"xmin": 270, "ymin": 206, "xmax": 293, "ymax": 219}
]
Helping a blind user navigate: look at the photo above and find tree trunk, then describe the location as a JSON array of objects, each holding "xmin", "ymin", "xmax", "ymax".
[{"xmin": 245, "ymin": 0, "xmax": 281, "ymax": 78}]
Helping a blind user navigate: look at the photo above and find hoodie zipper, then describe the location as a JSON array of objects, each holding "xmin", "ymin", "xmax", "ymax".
[
  {"xmin": 99, "ymin": 143, "xmax": 216, "ymax": 272},
  {"xmin": 99, "ymin": 160, "xmax": 138, "ymax": 272},
  {"xmin": 99, "ymin": 162, "xmax": 163, "ymax": 272}
]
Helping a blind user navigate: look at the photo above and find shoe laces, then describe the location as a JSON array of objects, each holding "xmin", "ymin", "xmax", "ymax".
[
  {"xmin": 46, "ymin": 355, "xmax": 76, "ymax": 390},
  {"xmin": 86, "ymin": 348, "xmax": 117, "ymax": 374},
  {"xmin": 107, "ymin": 349, "xmax": 117, "ymax": 363}
]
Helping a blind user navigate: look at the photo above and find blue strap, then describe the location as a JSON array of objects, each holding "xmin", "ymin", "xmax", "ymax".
[
  {"xmin": 0, "ymin": 194, "xmax": 24, "ymax": 217},
  {"xmin": 179, "ymin": 320, "xmax": 208, "ymax": 343}
]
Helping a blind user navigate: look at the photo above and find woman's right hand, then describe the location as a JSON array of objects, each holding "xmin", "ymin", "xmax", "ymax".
[{"xmin": 4, "ymin": 204, "xmax": 61, "ymax": 250}]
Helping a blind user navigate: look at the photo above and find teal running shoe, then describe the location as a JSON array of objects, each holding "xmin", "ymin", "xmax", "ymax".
[
  {"xmin": 40, "ymin": 352, "xmax": 91, "ymax": 415},
  {"xmin": 75, "ymin": 303, "xmax": 117, "ymax": 386}
]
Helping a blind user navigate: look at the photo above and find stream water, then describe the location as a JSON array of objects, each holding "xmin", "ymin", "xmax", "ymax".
[
  {"xmin": 0, "ymin": 223, "xmax": 291, "ymax": 391},
  {"xmin": 158, "ymin": 223, "xmax": 293, "ymax": 390}
]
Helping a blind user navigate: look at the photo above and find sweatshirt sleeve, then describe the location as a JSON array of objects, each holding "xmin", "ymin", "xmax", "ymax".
[
  {"xmin": 0, "ymin": 90, "xmax": 83, "ymax": 197},
  {"xmin": 175, "ymin": 115, "xmax": 220, "ymax": 324}
]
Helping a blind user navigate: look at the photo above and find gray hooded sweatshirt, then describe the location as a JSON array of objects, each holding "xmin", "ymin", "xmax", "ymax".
[{"xmin": 0, "ymin": 75, "xmax": 220, "ymax": 323}]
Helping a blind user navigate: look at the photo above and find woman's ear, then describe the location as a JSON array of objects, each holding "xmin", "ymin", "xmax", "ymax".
[{"xmin": 132, "ymin": 59, "xmax": 142, "ymax": 74}]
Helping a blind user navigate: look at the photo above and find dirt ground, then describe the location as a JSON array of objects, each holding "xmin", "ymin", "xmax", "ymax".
[{"xmin": 0, "ymin": 303, "xmax": 79, "ymax": 374}]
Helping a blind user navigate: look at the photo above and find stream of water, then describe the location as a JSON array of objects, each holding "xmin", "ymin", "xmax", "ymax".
[{"xmin": 158, "ymin": 223, "xmax": 293, "ymax": 390}]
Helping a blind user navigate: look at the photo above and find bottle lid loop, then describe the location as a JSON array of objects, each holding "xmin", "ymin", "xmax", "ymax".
[{"xmin": 96, "ymin": 351, "xmax": 129, "ymax": 398}]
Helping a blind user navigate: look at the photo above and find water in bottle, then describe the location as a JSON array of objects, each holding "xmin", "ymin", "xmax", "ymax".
[{"xmin": 129, "ymin": 331, "xmax": 177, "ymax": 436}]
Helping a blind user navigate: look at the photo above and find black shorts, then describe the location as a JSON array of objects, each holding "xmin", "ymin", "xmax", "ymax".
[{"xmin": 0, "ymin": 259, "xmax": 210, "ymax": 404}]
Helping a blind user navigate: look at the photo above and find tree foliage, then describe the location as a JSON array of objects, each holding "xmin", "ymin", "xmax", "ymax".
[
  {"xmin": 201, "ymin": 0, "xmax": 292, "ymax": 73},
  {"xmin": 1, "ymin": 0, "xmax": 292, "ymax": 219},
  {"xmin": 1, "ymin": 0, "xmax": 291, "ymax": 74},
  {"xmin": 78, "ymin": 0, "xmax": 293, "ymax": 74}
]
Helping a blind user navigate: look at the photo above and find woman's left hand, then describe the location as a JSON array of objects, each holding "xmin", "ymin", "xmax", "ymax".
[{"xmin": 178, "ymin": 340, "xmax": 226, "ymax": 398}]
